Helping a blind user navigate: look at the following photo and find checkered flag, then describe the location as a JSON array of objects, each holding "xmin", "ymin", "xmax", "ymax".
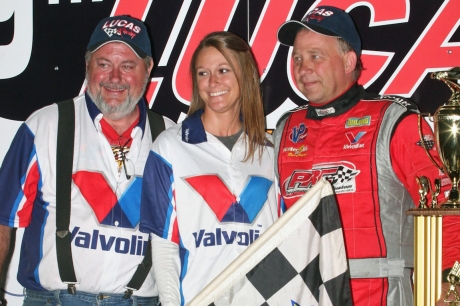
[{"xmin": 187, "ymin": 178, "xmax": 351, "ymax": 306}]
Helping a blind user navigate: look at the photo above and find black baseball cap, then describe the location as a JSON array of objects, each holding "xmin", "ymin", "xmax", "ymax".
[
  {"xmin": 277, "ymin": 6, "xmax": 361, "ymax": 57},
  {"xmin": 87, "ymin": 15, "xmax": 152, "ymax": 59}
]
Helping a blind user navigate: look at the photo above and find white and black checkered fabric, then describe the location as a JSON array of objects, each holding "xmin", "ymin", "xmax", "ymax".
[
  {"xmin": 188, "ymin": 179, "xmax": 351, "ymax": 306},
  {"xmin": 324, "ymin": 165, "xmax": 358, "ymax": 185}
]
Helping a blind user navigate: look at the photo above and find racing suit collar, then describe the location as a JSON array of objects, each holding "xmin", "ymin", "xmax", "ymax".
[
  {"xmin": 306, "ymin": 83, "xmax": 365, "ymax": 120},
  {"xmin": 84, "ymin": 92, "xmax": 148, "ymax": 138}
]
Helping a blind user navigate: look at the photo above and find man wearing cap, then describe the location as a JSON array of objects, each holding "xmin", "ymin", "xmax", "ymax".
[
  {"xmin": 0, "ymin": 15, "xmax": 173, "ymax": 305},
  {"xmin": 274, "ymin": 5, "xmax": 457, "ymax": 305}
]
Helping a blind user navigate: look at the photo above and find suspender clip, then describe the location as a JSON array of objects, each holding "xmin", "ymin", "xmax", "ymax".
[
  {"xmin": 67, "ymin": 284, "xmax": 76, "ymax": 295},
  {"xmin": 123, "ymin": 289, "xmax": 133, "ymax": 299}
]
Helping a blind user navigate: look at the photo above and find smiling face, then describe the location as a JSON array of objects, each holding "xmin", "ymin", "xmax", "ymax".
[
  {"xmin": 194, "ymin": 46, "xmax": 241, "ymax": 116},
  {"xmin": 292, "ymin": 29, "xmax": 356, "ymax": 105},
  {"xmin": 86, "ymin": 42, "xmax": 153, "ymax": 120}
]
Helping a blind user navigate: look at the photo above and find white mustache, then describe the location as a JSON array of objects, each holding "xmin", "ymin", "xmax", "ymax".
[{"xmin": 100, "ymin": 83, "xmax": 130, "ymax": 91}]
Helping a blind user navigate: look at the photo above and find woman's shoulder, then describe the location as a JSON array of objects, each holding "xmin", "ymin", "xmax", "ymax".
[{"xmin": 154, "ymin": 122, "xmax": 184, "ymax": 143}]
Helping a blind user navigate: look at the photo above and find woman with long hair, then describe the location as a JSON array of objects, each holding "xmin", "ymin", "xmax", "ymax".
[{"xmin": 140, "ymin": 31, "xmax": 279, "ymax": 305}]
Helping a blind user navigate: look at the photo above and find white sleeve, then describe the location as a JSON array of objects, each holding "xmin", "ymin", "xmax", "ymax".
[{"xmin": 151, "ymin": 234, "xmax": 181, "ymax": 305}]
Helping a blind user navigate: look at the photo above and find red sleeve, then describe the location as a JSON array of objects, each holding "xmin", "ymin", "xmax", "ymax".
[
  {"xmin": 390, "ymin": 114, "xmax": 449, "ymax": 203},
  {"xmin": 390, "ymin": 113, "xmax": 460, "ymax": 274}
]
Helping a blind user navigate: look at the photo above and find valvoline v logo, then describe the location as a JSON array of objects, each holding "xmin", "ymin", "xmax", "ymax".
[
  {"xmin": 73, "ymin": 171, "xmax": 141, "ymax": 229},
  {"xmin": 345, "ymin": 131, "xmax": 366, "ymax": 144},
  {"xmin": 289, "ymin": 123, "xmax": 307, "ymax": 143},
  {"xmin": 344, "ymin": 132, "xmax": 366, "ymax": 149},
  {"xmin": 185, "ymin": 174, "xmax": 273, "ymax": 224}
]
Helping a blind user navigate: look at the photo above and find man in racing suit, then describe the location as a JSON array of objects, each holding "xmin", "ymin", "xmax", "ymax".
[{"xmin": 274, "ymin": 5, "xmax": 459, "ymax": 305}]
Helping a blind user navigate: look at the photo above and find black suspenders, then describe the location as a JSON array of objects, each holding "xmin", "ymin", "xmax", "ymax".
[
  {"xmin": 56, "ymin": 99, "xmax": 166, "ymax": 297},
  {"xmin": 56, "ymin": 99, "xmax": 78, "ymax": 293}
]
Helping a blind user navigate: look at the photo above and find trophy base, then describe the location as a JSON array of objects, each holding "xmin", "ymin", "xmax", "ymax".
[
  {"xmin": 441, "ymin": 190, "xmax": 460, "ymax": 208},
  {"xmin": 406, "ymin": 207, "xmax": 460, "ymax": 216},
  {"xmin": 440, "ymin": 203, "xmax": 460, "ymax": 209}
]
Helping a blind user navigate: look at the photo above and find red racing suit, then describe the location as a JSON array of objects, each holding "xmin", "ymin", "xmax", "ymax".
[{"xmin": 274, "ymin": 84, "xmax": 458, "ymax": 306}]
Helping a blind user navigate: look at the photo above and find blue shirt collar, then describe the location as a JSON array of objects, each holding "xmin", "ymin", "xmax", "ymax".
[
  {"xmin": 181, "ymin": 109, "xmax": 207, "ymax": 144},
  {"xmin": 84, "ymin": 92, "xmax": 148, "ymax": 137}
]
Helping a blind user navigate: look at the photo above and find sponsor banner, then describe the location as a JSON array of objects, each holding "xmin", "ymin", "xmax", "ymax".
[{"xmin": 0, "ymin": 0, "xmax": 458, "ymax": 124}]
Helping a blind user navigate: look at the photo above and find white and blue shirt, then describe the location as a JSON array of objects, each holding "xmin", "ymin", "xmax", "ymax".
[
  {"xmin": 140, "ymin": 109, "xmax": 279, "ymax": 304},
  {"xmin": 0, "ymin": 93, "xmax": 174, "ymax": 296}
]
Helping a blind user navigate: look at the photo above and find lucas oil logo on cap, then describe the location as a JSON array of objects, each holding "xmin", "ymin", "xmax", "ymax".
[
  {"xmin": 102, "ymin": 19, "xmax": 141, "ymax": 38},
  {"xmin": 304, "ymin": 7, "xmax": 334, "ymax": 22}
]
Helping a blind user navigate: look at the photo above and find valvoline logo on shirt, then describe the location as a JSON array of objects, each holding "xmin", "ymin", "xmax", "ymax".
[
  {"xmin": 73, "ymin": 171, "xmax": 142, "ymax": 229},
  {"xmin": 185, "ymin": 174, "xmax": 273, "ymax": 224}
]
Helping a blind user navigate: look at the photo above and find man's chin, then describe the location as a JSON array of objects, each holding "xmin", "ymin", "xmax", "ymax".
[
  {"xmin": 103, "ymin": 111, "xmax": 130, "ymax": 121},
  {"xmin": 88, "ymin": 90, "xmax": 141, "ymax": 118},
  {"xmin": 101, "ymin": 97, "xmax": 128, "ymax": 107}
]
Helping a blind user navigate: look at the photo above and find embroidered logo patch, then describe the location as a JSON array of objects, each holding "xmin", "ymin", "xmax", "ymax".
[
  {"xmin": 315, "ymin": 107, "xmax": 335, "ymax": 116},
  {"xmin": 101, "ymin": 19, "xmax": 141, "ymax": 39},
  {"xmin": 345, "ymin": 116, "xmax": 371, "ymax": 128},
  {"xmin": 344, "ymin": 132, "xmax": 366, "ymax": 149},
  {"xmin": 304, "ymin": 7, "xmax": 334, "ymax": 22},
  {"xmin": 289, "ymin": 123, "xmax": 307, "ymax": 143},
  {"xmin": 283, "ymin": 145, "xmax": 308, "ymax": 157},
  {"xmin": 416, "ymin": 134, "xmax": 435, "ymax": 150},
  {"xmin": 283, "ymin": 162, "xmax": 360, "ymax": 198},
  {"xmin": 380, "ymin": 95, "xmax": 411, "ymax": 108}
]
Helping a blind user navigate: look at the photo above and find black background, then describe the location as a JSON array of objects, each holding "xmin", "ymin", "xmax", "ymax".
[{"xmin": 0, "ymin": 0, "xmax": 458, "ymax": 122}]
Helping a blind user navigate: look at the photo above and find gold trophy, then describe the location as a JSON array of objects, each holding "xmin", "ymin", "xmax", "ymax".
[
  {"xmin": 408, "ymin": 67, "xmax": 460, "ymax": 305},
  {"xmin": 432, "ymin": 67, "xmax": 460, "ymax": 208}
]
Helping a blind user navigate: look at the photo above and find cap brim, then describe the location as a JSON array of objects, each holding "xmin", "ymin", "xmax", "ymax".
[
  {"xmin": 87, "ymin": 40, "xmax": 147, "ymax": 59},
  {"xmin": 277, "ymin": 20, "xmax": 340, "ymax": 46},
  {"xmin": 277, "ymin": 21, "xmax": 306, "ymax": 46}
]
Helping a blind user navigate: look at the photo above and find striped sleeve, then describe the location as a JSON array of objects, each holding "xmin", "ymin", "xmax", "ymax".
[
  {"xmin": 0, "ymin": 123, "xmax": 40, "ymax": 227},
  {"xmin": 140, "ymin": 149, "xmax": 179, "ymax": 244}
]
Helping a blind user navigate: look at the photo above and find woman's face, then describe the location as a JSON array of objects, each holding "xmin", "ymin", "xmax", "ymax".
[{"xmin": 195, "ymin": 46, "xmax": 241, "ymax": 116}]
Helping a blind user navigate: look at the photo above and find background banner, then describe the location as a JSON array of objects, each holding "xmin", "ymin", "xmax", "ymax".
[{"xmin": 0, "ymin": 0, "xmax": 459, "ymax": 304}]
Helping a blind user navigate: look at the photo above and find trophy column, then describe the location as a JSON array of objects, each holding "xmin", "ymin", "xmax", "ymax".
[
  {"xmin": 407, "ymin": 204, "xmax": 460, "ymax": 305},
  {"xmin": 409, "ymin": 67, "xmax": 460, "ymax": 305}
]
